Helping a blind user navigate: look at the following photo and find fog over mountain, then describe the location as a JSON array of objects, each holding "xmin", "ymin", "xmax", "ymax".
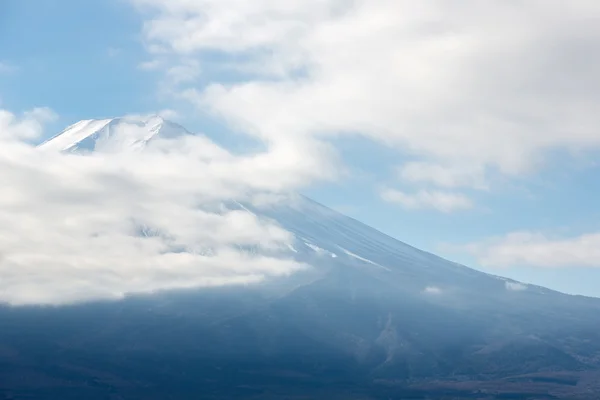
[{"xmin": 2, "ymin": 117, "xmax": 600, "ymax": 399}]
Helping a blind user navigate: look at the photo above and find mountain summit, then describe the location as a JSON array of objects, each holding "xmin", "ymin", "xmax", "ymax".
[
  {"xmin": 4, "ymin": 118, "xmax": 600, "ymax": 399},
  {"xmin": 38, "ymin": 115, "xmax": 189, "ymax": 153}
]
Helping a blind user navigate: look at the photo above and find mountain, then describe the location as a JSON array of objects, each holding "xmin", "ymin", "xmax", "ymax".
[
  {"xmin": 38, "ymin": 115, "xmax": 188, "ymax": 153},
  {"xmin": 2, "ymin": 116, "xmax": 600, "ymax": 399}
]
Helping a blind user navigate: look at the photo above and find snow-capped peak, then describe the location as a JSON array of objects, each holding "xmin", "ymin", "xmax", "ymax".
[{"xmin": 38, "ymin": 115, "xmax": 189, "ymax": 153}]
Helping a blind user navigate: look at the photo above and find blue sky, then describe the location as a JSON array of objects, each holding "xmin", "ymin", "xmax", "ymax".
[{"xmin": 3, "ymin": 0, "xmax": 600, "ymax": 297}]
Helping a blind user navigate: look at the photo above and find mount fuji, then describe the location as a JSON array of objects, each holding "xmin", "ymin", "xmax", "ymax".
[
  {"xmin": 2, "ymin": 116, "xmax": 600, "ymax": 399},
  {"xmin": 38, "ymin": 115, "xmax": 189, "ymax": 153}
]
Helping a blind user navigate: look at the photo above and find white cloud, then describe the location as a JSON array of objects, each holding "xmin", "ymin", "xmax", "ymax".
[
  {"xmin": 397, "ymin": 162, "xmax": 488, "ymax": 190},
  {"xmin": 157, "ymin": 109, "xmax": 180, "ymax": 120},
  {"xmin": 123, "ymin": 109, "xmax": 181, "ymax": 123},
  {"xmin": 166, "ymin": 59, "xmax": 201, "ymax": 85},
  {"xmin": 0, "ymin": 107, "xmax": 57, "ymax": 141},
  {"xmin": 139, "ymin": 59, "xmax": 162, "ymax": 70},
  {"xmin": 423, "ymin": 285, "xmax": 442, "ymax": 294},
  {"xmin": 0, "ymin": 110, "xmax": 336, "ymax": 306},
  {"xmin": 131, "ymin": 0, "xmax": 600, "ymax": 200},
  {"xmin": 505, "ymin": 281, "xmax": 528, "ymax": 291},
  {"xmin": 380, "ymin": 188, "xmax": 473, "ymax": 213},
  {"xmin": 461, "ymin": 231, "xmax": 600, "ymax": 268}
]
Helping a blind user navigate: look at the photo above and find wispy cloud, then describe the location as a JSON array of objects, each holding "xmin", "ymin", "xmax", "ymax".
[
  {"xmin": 458, "ymin": 231, "xmax": 600, "ymax": 268},
  {"xmin": 139, "ymin": 59, "xmax": 162, "ymax": 70},
  {"xmin": 107, "ymin": 47, "xmax": 121, "ymax": 57},
  {"xmin": 166, "ymin": 59, "xmax": 200, "ymax": 85},
  {"xmin": 397, "ymin": 162, "xmax": 488, "ymax": 190},
  {"xmin": 380, "ymin": 188, "xmax": 473, "ymax": 213},
  {"xmin": 0, "ymin": 62, "xmax": 16, "ymax": 74}
]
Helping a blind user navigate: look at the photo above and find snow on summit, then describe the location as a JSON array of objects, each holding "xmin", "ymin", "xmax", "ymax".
[{"xmin": 39, "ymin": 115, "xmax": 189, "ymax": 153}]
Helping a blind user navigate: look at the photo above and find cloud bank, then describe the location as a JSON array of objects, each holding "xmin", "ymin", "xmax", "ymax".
[
  {"xmin": 0, "ymin": 111, "xmax": 320, "ymax": 306},
  {"xmin": 133, "ymin": 0, "xmax": 600, "ymax": 211}
]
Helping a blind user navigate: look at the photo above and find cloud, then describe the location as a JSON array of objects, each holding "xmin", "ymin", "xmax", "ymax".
[
  {"xmin": 397, "ymin": 162, "xmax": 488, "ymax": 190},
  {"xmin": 423, "ymin": 285, "xmax": 442, "ymax": 294},
  {"xmin": 166, "ymin": 59, "xmax": 200, "ymax": 85},
  {"xmin": 505, "ymin": 281, "xmax": 528, "ymax": 292},
  {"xmin": 0, "ymin": 108, "xmax": 57, "ymax": 141},
  {"xmin": 380, "ymin": 188, "xmax": 473, "ymax": 213},
  {"xmin": 107, "ymin": 47, "xmax": 121, "ymax": 58},
  {"xmin": 0, "ymin": 62, "xmax": 16, "ymax": 74},
  {"xmin": 123, "ymin": 109, "xmax": 181, "ymax": 122},
  {"xmin": 0, "ymin": 111, "xmax": 333, "ymax": 306},
  {"xmin": 139, "ymin": 59, "xmax": 162, "ymax": 70},
  {"xmin": 131, "ymin": 0, "xmax": 600, "ymax": 202},
  {"xmin": 157, "ymin": 109, "xmax": 180, "ymax": 120},
  {"xmin": 460, "ymin": 231, "xmax": 600, "ymax": 268}
]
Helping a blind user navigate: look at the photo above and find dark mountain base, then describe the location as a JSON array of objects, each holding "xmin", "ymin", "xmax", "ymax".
[
  {"xmin": 2, "ymin": 287, "xmax": 600, "ymax": 400},
  {"xmin": 2, "ymin": 355, "xmax": 599, "ymax": 400}
]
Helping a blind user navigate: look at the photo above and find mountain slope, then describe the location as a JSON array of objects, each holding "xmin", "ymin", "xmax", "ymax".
[{"xmin": 4, "ymin": 116, "xmax": 599, "ymax": 399}]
